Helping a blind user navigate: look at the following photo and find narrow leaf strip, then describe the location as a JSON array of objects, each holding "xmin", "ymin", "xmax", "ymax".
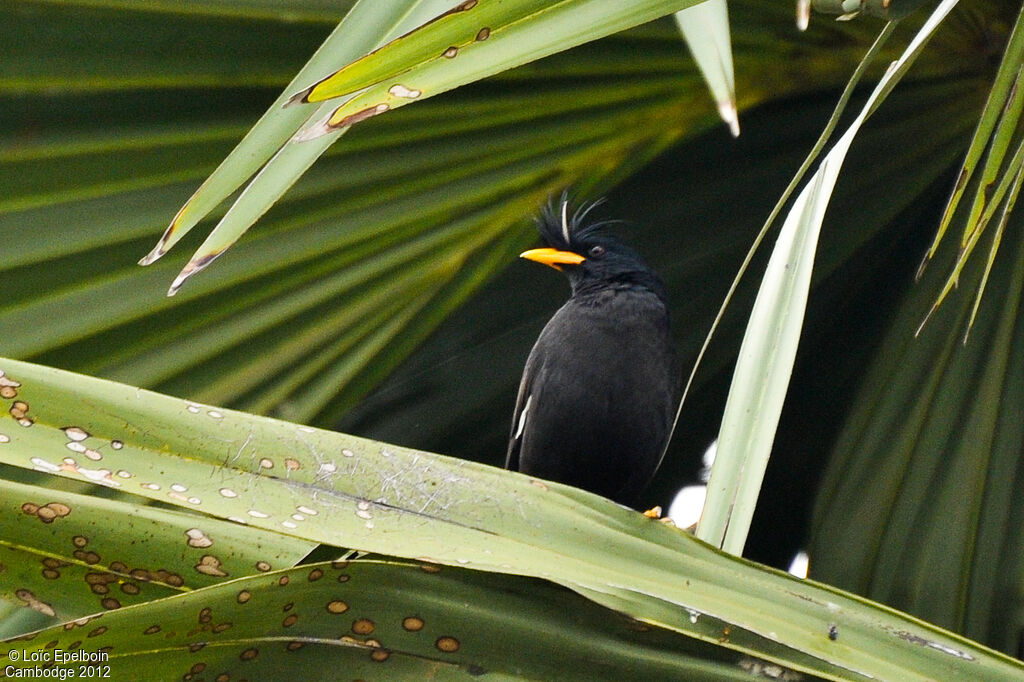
[
  {"xmin": 964, "ymin": 161, "xmax": 1024, "ymax": 341},
  {"xmin": 699, "ymin": 140, "xmax": 832, "ymax": 554},
  {"xmin": 664, "ymin": 20, "xmax": 897, "ymax": 460},
  {"xmin": 697, "ymin": 0, "xmax": 962, "ymax": 553},
  {"xmin": 674, "ymin": 0, "xmax": 739, "ymax": 136},
  {"xmin": 959, "ymin": 63, "xmax": 1024, "ymax": 256},
  {"xmin": 140, "ymin": 0, "xmax": 447, "ymax": 265},
  {"xmin": 167, "ymin": 119, "xmax": 338, "ymax": 295},
  {"xmin": 920, "ymin": 4, "xmax": 1024, "ymax": 271},
  {"xmin": 918, "ymin": 134, "xmax": 1024, "ymax": 335}
]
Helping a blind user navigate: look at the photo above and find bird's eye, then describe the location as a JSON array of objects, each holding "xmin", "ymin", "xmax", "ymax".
[{"xmin": 588, "ymin": 245, "xmax": 606, "ymax": 258}]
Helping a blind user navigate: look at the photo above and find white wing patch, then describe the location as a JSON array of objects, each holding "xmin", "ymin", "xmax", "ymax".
[{"xmin": 514, "ymin": 394, "xmax": 533, "ymax": 440}]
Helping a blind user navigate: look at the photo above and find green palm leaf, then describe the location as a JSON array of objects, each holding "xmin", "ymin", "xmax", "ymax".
[{"xmin": 1, "ymin": 357, "xmax": 1021, "ymax": 680}]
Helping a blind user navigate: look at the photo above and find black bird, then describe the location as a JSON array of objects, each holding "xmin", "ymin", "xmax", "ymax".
[{"xmin": 506, "ymin": 196, "xmax": 680, "ymax": 507}]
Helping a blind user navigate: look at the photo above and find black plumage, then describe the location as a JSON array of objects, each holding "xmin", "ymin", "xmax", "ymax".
[{"xmin": 506, "ymin": 197, "xmax": 680, "ymax": 507}]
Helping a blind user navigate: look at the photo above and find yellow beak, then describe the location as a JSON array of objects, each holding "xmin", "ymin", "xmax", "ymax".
[{"xmin": 520, "ymin": 247, "xmax": 586, "ymax": 271}]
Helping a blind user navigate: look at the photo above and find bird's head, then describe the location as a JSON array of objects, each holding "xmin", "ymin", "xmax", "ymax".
[{"xmin": 520, "ymin": 195, "xmax": 665, "ymax": 300}]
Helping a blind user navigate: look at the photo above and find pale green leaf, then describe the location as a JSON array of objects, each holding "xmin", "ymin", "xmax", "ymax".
[
  {"xmin": 696, "ymin": 0, "xmax": 960, "ymax": 553},
  {"xmin": 675, "ymin": 0, "xmax": 739, "ymax": 136},
  {"xmin": 141, "ymin": 0, "xmax": 453, "ymax": 267}
]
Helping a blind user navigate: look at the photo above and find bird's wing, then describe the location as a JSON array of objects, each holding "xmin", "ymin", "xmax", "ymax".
[{"xmin": 505, "ymin": 352, "xmax": 541, "ymax": 471}]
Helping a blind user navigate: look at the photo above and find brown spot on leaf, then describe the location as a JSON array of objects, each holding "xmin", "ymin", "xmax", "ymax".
[
  {"xmin": 403, "ymin": 616, "xmax": 425, "ymax": 632},
  {"xmin": 436, "ymin": 636, "xmax": 460, "ymax": 653},
  {"xmin": 308, "ymin": 568, "xmax": 324, "ymax": 582},
  {"xmin": 370, "ymin": 648, "xmax": 390, "ymax": 662},
  {"xmin": 212, "ymin": 622, "xmax": 232, "ymax": 634},
  {"xmin": 15, "ymin": 589, "xmax": 56, "ymax": 617},
  {"xmin": 476, "ymin": 27, "xmax": 490, "ymax": 41},
  {"xmin": 286, "ymin": 641, "xmax": 304, "ymax": 652},
  {"xmin": 352, "ymin": 619, "xmax": 375, "ymax": 635},
  {"xmin": 85, "ymin": 572, "xmax": 111, "ymax": 585},
  {"xmin": 278, "ymin": 576, "xmax": 290, "ymax": 587},
  {"xmin": 333, "ymin": 104, "xmax": 389, "ymax": 129},
  {"xmin": 100, "ymin": 598, "xmax": 121, "ymax": 610},
  {"xmin": 237, "ymin": 590, "xmax": 252, "ymax": 604},
  {"xmin": 195, "ymin": 555, "xmax": 228, "ymax": 577},
  {"xmin": 199, "ymin": 608, "xmax": 213, "ymax": 624},
  {"xmin": 327, "ymin": 600, "xmax": 348, "ymax": 614},
  {"xmin": 23, "ymin": 501, "xmax": 72, "ymax": 524},
  {"xmin": 255, "ymin": 561, "xmax": 271, "ymax": 572},
  {"xmin": 282, "ymin": 614, "xmax": 298, "ymax": 628},
  {"xmin": 186, "ymin": 528, "xmax": 214, "ymax": 549},
  {"xmin": 188, "ymin": 642, "xmax": 206, "ymax": 653},
  {"xmin": 443, "ymin": 46, "xmax": 459, "ymax": 58},
  {"xmin": 87, "ymin": 626, "xmax": 107, "ymax": 638},
  {"xmin": 0, "ymin": 371, "xmax": 21, "ymax": 392},
  {"xmin": 144, "ymin": 625, "xmax": 161, "ymax": 635},
  {"xmin": 240, "ymin": 648, "xmax": 258, "ymax": 661}
]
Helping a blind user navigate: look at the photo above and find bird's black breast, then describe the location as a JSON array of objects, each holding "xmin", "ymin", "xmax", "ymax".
[{"xmin": 507, "ymin": 286, "xmax": 679, "ymax": 506}]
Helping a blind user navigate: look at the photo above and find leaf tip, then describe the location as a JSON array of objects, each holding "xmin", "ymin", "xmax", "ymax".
[
  {"xmin": 914, "ymin": 306, "xmax": 938, "ymax": 338},
  {"xmin": 284, "ymin": 86, "xmax": 313, "ymax": 108},
  {"xmin": 291, "ymin": 116, "xmax": 335, "ymax": 142},
  {"xmin": 143, "ymin": 201, "xmax": 198, "ymax": 265},
  {"xmin": 139, "ymin": 247, "xmax": 164, "ymax": 266},
  {"xmin": 914, "ymin": 251, "xmax": 931, "ymax": 282},
  {"xmin": 796, "ymin": 0, "xmax": 810, "ymax": 31},
  {"xmin": 167, "ymin": 252, "xmax": 221, "ymax": 296},
  {"xmin": 717, "ymin": 99, "xmax": 740, "ymax": 138}
]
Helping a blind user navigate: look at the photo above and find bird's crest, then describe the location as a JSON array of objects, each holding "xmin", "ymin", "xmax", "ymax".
[{"xmin": 536, "ymin": 192, "xmax": 613, "ymax": 250}]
